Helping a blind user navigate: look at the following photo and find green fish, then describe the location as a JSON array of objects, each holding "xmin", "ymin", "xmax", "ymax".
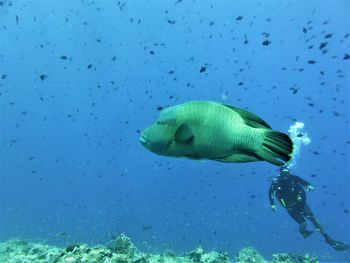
[{"xmin": 140, "ymin": 101, "xmax": 293, "ymax": 166}]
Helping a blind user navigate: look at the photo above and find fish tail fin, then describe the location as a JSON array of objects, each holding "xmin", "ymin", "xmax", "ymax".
[{"xmin": 257, "ymin": 130, "xmax": 294, "ymax": 166}]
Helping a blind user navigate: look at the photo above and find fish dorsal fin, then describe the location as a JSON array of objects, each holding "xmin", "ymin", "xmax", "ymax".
[
  {"xmin": 174, "ymin": 124, "xmax": 194, "ymax": 144},
  {"xmin": 223, "ymin": 104, "xmax": 271, "ymax": 129}
]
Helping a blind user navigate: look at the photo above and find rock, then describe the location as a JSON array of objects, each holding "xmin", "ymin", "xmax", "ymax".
[
  {"xmin": 107, "ymin": 234, "xmax": 135, "ymax": 258},
  {"xmin": 186, "ymin": 246, "xmax": 204, "ymax": 262},
  {"xmin": 66, "ymin": 244, "xmax": 81, "ymax": 253},
  {"xmin": 0, "ymin": 236, "xmax": 318, "ymax": 263},
  {"xmin": 201, "ymin": 250, "xmax": 229, "ymax": 263},
  {"xmin": 184, "ymin": 246, "xmax": 229, "ymax": 263},
  {"xmin": 235, "ymin": 247, "xmax": 267, "ymax": 263},
  {"xmin": 271, "ymin": 253, "xmax": 318, "ymax": 263}
]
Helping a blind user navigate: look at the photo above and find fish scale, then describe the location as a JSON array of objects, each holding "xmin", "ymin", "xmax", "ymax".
[{"xmin": 181, "ymin": 102, "xmax": 256, "ymax": 157}]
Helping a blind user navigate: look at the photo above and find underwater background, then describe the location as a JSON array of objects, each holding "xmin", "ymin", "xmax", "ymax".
[{"xmin": 0, "ymin": 0, "xmax": 349, "ymax": 262}]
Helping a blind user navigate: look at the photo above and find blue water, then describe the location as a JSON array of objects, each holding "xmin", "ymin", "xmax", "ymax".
[{"xmin": 1, "ymin": 0, "xmax": 349, "ymax": 261}]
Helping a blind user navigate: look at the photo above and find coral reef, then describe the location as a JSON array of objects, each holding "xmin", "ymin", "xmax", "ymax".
[
  {"xmin": 236, "ymin": 247, "xmax": 267, "ymax": 263},
  {"xmin": 0, "ymin": 235, "xmax": 318, "ymax": 263}
]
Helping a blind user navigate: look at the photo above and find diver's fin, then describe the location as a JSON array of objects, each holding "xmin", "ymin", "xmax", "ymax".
[
  {"xmin": 256, "ymin": 130, "xmax": 293, "ymax": 166},
  {"xmin": 174, "ymin": 124, "xmax": 194, "ymax": 144},
  {"xmin": 325, "ymin": 235, "xmax": 350, "ymax": 251},
  {"xmin": 215, "ymin": 153, "xmax": 261, "ymax": 163},
  {"xmin": 222, "ymin": 104, "xmax": 271, "ymax": 129}
]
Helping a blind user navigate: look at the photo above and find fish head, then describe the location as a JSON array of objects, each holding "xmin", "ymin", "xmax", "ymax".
[{"xmin": 140, "ymin": 107, "xmax": 194, "ymax": 156}]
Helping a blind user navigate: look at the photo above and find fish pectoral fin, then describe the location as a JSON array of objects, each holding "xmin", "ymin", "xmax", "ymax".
[
  {"xmin": 174, "ymin": 123, "xmax": 194, "ymax": 144},
  {"xmin": 222, "ymin": 104, "xmax": 271, "ymax": 129},
  {"xmin": 214, "ymin": 153, "xmax": 261, "ymax": 163}
]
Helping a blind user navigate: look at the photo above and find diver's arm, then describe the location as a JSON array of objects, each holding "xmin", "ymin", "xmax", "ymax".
[
  {"xmin": 293, "ymin": 175, "xmax": 310, "ymax": 187},
  {"xmin": 268, "ymin": 183, "xmax": 276, "ymax": 208},
  {"xmin": 293, "ymin": 175, "xmax": 314, "ymax": 191}
]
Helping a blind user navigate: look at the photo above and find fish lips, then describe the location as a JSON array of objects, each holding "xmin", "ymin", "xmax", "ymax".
[
  {"xmin": 139, "ymin": 134, "xmax": 151, "ymax": 148},
  {"xmin": 139, "ymin": 133, "xmax": 170, "ymax": 155},
  {"xmin": 139, "ymin": 134, "xmax": 162, "ymax": 154}
]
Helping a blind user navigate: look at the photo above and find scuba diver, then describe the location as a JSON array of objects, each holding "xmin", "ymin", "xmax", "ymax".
[{"xmin": 269, "ymin": 166, "xmax": 350, "ymax": 251}]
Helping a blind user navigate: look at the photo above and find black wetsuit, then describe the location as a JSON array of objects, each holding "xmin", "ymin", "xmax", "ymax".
[
  {"xmin": 269, "ymin": 174, "xmax": 322, "ymax": 237},
  {"xmin": 269, "ymin": 172, "xmax": 350, "ymax": 251}
]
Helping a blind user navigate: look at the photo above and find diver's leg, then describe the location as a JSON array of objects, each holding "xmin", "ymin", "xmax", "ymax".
[
  {"xmin": 302, "ymin": 204, "xmax": 350, "ymax": 251},
  {"xmin": 287, "ymin": 207, "xmax": 313, "ymax": 237},
  {"xmin": 302, "ymin": 203, "xmax": 326, "ymax": 235}
]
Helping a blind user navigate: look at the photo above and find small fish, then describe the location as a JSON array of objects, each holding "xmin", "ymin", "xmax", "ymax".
[
  {"xmin": 262, "ymin": 39, "xmax": 271, "ymax": 46},
  {"xmin": 140, "ymin": 101, "xmax": 293, "ymax": 166},
  {"xmin": 244, "ymin": 35, "xmax": 248, "ymax": 44},
  {"xmin": 56, "ymin": 232, "xmax": 66, "ymax": 237},
  {"xmin": 40, "ymin": 74, "xmax": 47, "ymax": 81},
  {"xmin": 319, "ymin": 42, "xmax": 327, "ymax": 49},
  {"xmin": 142, "ymin": 225, "xmax": 152, "ymax": 231},
  {"xmin": 307, "ymin": 60, "xmax": 316, "ymax": 65}
]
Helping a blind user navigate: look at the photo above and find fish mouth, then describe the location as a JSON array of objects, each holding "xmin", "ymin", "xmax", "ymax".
[
  {"xmin": 139, "ymin": 135, "xmax": 150, "ymax": 147},
  {"xmin": 139, "ymin": 135, "xmax": 164, "ymax": 154}
]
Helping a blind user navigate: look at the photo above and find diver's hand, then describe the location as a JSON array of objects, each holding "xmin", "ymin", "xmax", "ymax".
[
  {"xmin": 271, "ymin": 205, "xmax": 277, "ymax": 212},
  {"xmin": 307, "ymin": 185, "xmax": 314, "ymax": 192}
]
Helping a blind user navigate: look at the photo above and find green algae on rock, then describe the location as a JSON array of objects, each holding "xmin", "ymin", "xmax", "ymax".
[{"xmin": 0, "ymin": 235, "xmax": 318, "ymax": 263}]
